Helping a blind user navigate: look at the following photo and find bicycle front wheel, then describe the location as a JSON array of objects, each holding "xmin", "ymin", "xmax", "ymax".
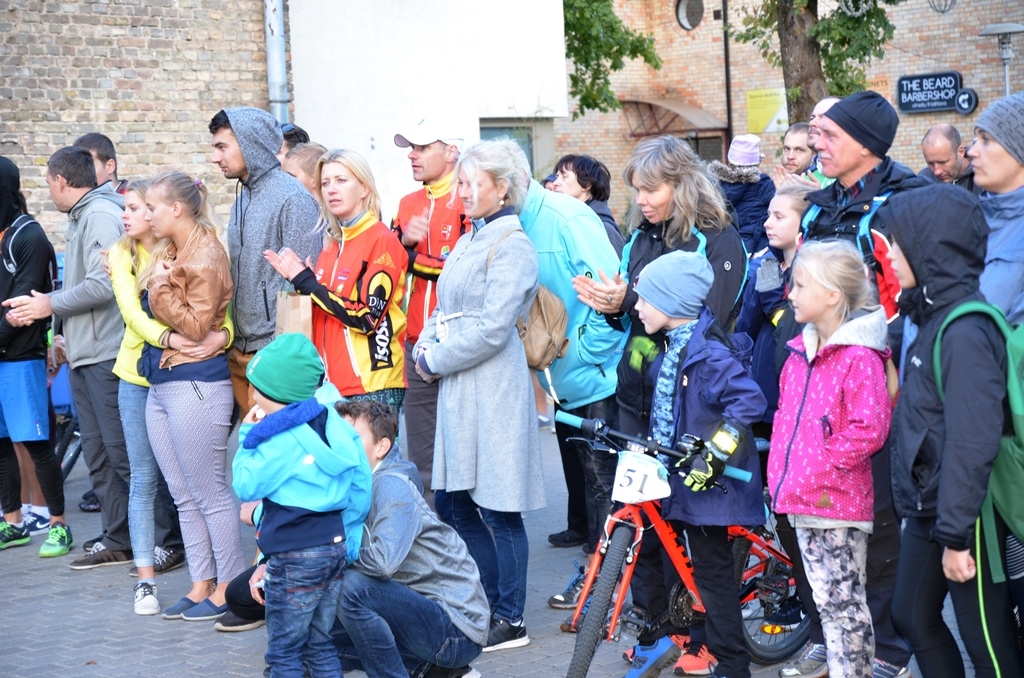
[
  {"xmin": 736, "ymin": 541, "xmax": 811, "ymax": 664},
  {"xmin": 566, "ymin": 523, "xmax": 633, "ymax": 678}
]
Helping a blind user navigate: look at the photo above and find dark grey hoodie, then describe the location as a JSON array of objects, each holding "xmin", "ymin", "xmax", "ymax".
[
  {"xmin": 50, "ymin": 184, "xmax": 125, "ymax": 368},
  {"xmin": 223, "ymin": 107, "xmax": 322, "ymax": 353}
]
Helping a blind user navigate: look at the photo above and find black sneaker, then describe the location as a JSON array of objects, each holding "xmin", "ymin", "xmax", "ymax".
[
  {"xmin": 764, "ymin": 596, "xmax": 804, "ymax": 632},
  {"xmin": 70, "ymin": 543, "xmax": 133, "ymax": 570},
  {"xmin": 0, "ymin": 522, "xmax": 31, "ymax": 550},
  {"xmin": 214, "ymin": 610, "xmax": 266, "ymax": 632},
  {"xmin": 130, "ymin": 546, "xmax": 187, "ymax": 577},
  {"xmin": 547, "ymin": 528, "xmax": 587, "ymax": 548},
  {"xmin": 482, "ymin": 619, "xmax": 530, "ymax": 652},
  {"xmin": 547, "ymin": 559, "xmax": 588, "ymax": 609}
]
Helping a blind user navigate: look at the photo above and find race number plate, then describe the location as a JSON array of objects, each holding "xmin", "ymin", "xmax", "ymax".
[{"xmin": 612, "ymin": 449, "xmax": 672, "ymax": 504}]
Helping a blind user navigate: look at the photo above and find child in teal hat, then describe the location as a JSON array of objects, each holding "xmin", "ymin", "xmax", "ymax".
[{"xmin": 232, "ymin": 333, "xmax": 372, "ymax": 676}]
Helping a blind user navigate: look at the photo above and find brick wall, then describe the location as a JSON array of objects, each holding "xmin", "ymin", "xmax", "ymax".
[
  {"xmin": 0, "ymin": 0, "xmax": 273, "ymax": 246},
  {"xmin": 555, "ymin": 0, "xmax": 1024, "ymax": 225}
]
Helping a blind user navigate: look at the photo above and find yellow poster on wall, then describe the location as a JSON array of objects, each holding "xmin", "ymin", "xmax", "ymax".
[{"xmin": 746, "ymin": 88, "xmax": 789, "ymax": 134}]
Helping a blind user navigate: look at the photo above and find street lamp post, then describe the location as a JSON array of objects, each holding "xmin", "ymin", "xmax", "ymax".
[{"xmin": 980, "ymin": 23, "xmax": 1024, "ymax": 97}]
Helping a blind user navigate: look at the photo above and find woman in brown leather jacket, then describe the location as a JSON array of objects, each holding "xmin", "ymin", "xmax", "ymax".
[{"xmin": 141, "ymin": 172, "xmax": 245, "ymax": 622}]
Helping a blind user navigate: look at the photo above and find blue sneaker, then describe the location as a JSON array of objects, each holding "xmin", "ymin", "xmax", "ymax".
[
  {"xmin": 764, "ymin": 596, "xmax": 804, "ymax": 631},
  {"xmin": 624, "ymin": 635, "xmax": 682, "ymax": 678},
  {"xmin": 873, "ymin": 659, "xmax": 911, "ymax": 678},
  {"xmin": 23, "ymin": 512, "xmax": 50, "ymax": 535}
]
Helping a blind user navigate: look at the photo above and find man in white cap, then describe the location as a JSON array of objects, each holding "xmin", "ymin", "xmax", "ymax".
[{"xmin": 391, "ymin": 120, "xmax": 468, "ymax": 506}]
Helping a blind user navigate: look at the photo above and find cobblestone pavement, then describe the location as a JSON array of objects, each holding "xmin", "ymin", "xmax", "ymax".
[{"xmin": 6, "ymin": 417, "xmax": 953, "ymax": 677}]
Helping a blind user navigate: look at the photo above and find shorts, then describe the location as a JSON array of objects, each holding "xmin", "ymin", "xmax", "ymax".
[{"xmin": 0, "ymin": 359, "xmax": 50, "ymax": 442}]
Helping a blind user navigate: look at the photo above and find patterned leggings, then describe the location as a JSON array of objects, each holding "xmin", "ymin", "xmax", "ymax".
[
  {"xmin": 146, "ymin": 379, "xmax": 245, "ymax": 584},
  {"xmin": 796, "ymin": 526, "xmax": 874, "ymax": 678}
]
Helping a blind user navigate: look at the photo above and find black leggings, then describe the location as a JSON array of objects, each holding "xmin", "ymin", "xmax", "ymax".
[
  {"xmin": 892, "ymin": 516, "xmax": 1020, "ymax": 678},
  {"xmin": 0, "ymin": 437, "xmax": 65, "ymax": 517}
]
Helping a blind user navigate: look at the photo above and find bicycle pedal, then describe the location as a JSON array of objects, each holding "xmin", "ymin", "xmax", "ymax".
[{"xmin": 757, "ymin": 573, "xmax": 789, "ymax": 606}]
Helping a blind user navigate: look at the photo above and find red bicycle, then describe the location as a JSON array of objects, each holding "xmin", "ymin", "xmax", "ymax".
[{"xmin": 556, "ymin": 413, "xmax": 809, "ymax": 677}]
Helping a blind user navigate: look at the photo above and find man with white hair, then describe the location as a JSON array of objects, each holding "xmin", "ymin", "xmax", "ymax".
[{"xmin": 391, "ymin": 120, "xmax": 469, "ymax": 505}]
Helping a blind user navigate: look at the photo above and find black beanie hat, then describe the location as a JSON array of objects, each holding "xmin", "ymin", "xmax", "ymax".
[{"xmin": 823, "ymin": 91, "xmax": 899, "ymax": 160}]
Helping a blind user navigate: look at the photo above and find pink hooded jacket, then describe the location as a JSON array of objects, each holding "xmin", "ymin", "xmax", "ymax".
[{"xmin": 768, "ymin": 306, "xmax": 892, "ymax": 522}]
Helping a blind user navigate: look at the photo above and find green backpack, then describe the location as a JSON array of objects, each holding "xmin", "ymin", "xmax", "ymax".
[{"xmin": 934, "ymin": 301, "xmax": 1024, "ymax": 583}]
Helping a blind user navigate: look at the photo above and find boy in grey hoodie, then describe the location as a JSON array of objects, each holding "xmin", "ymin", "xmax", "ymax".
[
  {"xmin": 333, "ymin": 400, "xmax": 489, "ymax": 678},
  {"xmin": 5, "ymin": 146, "xmax": 132, "ymax": 567},
  {"xmin": 209, "ymin": 107, "xmax": 322, "ymax": 412}
]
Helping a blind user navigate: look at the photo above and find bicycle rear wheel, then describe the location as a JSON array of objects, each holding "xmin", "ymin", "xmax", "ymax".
[
  {"xmin": 56, "ymin": 418, "xmax": 82, "ymax": 481},
  {"xmin": 735, "ymin": 534, "xmax": 811, "ymax": 664},
  {"xmin": 566, "ymin": 523, "xmax": 633, "ymax": 678}
]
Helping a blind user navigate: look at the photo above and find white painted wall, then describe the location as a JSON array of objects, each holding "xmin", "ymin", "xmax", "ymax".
[{"xmin": 290, "ymin": 0, "xmax": 568, "ymax": 218}]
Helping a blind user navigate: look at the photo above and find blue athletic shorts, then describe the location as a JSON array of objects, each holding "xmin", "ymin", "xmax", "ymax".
[{"xmin": 0, "ymin": 359, "xmax": 50, "ymax": 442}]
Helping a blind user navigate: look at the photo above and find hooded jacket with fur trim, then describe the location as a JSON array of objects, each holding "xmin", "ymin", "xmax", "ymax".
[{"xmin": 709, "ymin": 161, "xmax": 775, "ymax": 254}]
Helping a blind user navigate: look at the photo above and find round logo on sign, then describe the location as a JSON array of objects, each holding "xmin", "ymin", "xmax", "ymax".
[{"xmin": 954, "ymin": 88, "xmax": 978, "ymax": 115}]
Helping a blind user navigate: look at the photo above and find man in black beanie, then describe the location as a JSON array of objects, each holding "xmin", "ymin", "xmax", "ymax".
[{"xmin": 773, "ymin": 90, "xmax": 928, "ymax": 678}]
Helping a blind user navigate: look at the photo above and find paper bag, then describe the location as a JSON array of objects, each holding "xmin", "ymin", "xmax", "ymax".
[{"xmin": 275, "ymin": 291, "xmax": 312, "ymax": 341}]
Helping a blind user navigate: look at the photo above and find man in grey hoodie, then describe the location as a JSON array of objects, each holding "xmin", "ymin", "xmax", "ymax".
[
  {"xmin": 209, "ymin": 108, "xmax": 322, "ymax": 413},
  {"xmin": 5, "ymin": 146, "xmax": 133, "ymax": 569}
]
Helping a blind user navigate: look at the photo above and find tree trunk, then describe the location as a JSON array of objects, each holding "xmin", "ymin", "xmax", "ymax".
[{"xmin": 776, "ymin": 0, "xmax": 829, "ymax": 124}]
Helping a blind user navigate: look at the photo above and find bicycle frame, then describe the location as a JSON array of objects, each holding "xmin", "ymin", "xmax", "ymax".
[{"xmin": 566, "ymin": 498, "xmax": 793, "ymax": 642}]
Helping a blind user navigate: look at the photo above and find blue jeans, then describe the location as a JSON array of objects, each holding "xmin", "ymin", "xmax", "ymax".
[
  {"xmin": 434, "ymin": 489, "xmax": 528, "ymax": 623},
  {"xmin": 264, "ymin": 542, "xmax": 347, "ymax": 678},
  {"xmin": 118, "ymin": 380, "xmax": 182, "ymax": 567},
  {"xmin": 333, "ymin": 570, "xmax": 482, "ymax": 678}
]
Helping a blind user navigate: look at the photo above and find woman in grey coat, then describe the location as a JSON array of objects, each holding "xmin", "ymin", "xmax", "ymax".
[{"xmin": 413, "ymin": 138, "xmax": 543, "ymax": 653}]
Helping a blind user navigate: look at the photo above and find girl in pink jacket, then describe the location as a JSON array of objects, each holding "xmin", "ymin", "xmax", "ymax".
[{"xmin": 769, "ymin": 240, "xmax": 892, "ymax": 678}]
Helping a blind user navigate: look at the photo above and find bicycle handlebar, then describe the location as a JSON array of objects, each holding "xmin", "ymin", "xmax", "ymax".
[{"xmin": 555, "ymin": 411, "xmax": 752, "ymax": 484}]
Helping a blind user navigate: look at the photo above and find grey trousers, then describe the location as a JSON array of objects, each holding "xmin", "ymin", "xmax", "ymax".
[
  {"xmin": 69, "ymin": 360, "xmax": 132, "ymax": 551},
  {"xmin": 146, "ymin": 379, "xmax": 245, "ymax": 584}
]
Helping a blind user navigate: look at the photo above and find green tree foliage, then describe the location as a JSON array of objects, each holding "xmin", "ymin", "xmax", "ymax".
[
  {"xmin": 734, "ymin": 0, "xmax": 902, "ymax": 98},
  {"xmin": 563, "ymin": 0, "xmax": 662, "ymax": 119}
]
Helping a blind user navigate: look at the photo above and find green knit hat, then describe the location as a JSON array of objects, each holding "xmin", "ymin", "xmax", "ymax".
[{"xmin": 246, "ymin": 333, "xmax": 325, "ymax": 404}]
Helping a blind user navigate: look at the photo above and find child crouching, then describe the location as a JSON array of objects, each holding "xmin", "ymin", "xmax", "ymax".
[{"xmin": 232, "ymin": 333, "xmax": 372, "ymax": 677}]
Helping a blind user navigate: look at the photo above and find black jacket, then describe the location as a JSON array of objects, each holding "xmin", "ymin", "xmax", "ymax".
[
  {"xmin": 710, "ymin": 162, "xmax": 775, "ymax": 254},
  {"xmin": 608, "ymin": 218, "xmax": 746, "ymax": 420},
  {"xmin": 879, "ymin": 184, "xmax": 1008, "ymax": 550},
  {"xmin": 918, "ymin": 164, "xmax": 981, "ymax": 196},
  {"xmin": 586, "ymin": 199, "xmax": 625, "ymax": 257},
  {"xmin": 0, "ymin": 158, "xmax": 55, "ymax": 362}
]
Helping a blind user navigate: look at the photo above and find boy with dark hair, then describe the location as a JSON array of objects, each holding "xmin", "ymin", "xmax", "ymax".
[
  {"xmin": 5, "ymin": 146, "xmax": 131, "ymax": 570},
  {"xmin": 208, "ymin": 107, "xmax": 322, "ymax": 414},
  {"xmin": 73, "ymin": 132, "xmax": 127, "ymax": 194},
  {"xmin": 232, "ymin": 332, "xmax": 372, "ymax": 677},
  {"xmin": 333, "ymin": 399, "xmax": 489, "ymax": 678}
]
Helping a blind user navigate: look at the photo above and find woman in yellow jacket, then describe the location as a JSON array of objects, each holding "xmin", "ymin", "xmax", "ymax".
[{"xmin": 108, "ymin": 179, "xmax": 233, "ymax": 616}]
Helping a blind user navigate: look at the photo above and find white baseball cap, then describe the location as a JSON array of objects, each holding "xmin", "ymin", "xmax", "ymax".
[{"xmin": 394, "ymin": 118, "xmax": 464, "ymax": 149}]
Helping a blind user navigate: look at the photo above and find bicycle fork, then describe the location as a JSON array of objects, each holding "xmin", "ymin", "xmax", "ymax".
[{"xmin": 567, "ymin": 508, "xmax": 645, "ymax": 641}]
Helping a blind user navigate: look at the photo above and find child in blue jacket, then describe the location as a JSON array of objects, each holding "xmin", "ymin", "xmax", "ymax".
[
  {"xmin": 232, "ymin": 333, "xmax": 372, "ymax": 678},
  {"xmin": 624, "ymin": 251, "xmax": 766, "ymax": 678}
]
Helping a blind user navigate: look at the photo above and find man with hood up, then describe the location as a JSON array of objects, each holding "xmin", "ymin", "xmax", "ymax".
[
  {"xmin": 5, "ymin": 146, "xmax": 132, "ymax": 569},
  {"xmin": 209, "ymin": 108, "xmax": 322, "ymax": 413}
]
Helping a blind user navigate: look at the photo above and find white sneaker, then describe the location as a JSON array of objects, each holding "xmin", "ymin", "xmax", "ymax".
[{"xmin": 134, "ymin": 581, "xmax": 161, "ymax": 616}]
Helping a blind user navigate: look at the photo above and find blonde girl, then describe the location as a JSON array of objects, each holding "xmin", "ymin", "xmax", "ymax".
[
  {"xmin": 769, "ymin": 240, "xmax": 892, "ymax": 677},
  {"xmin": 141, "ymin": 171, "xmax": 243, "ymax": 622}
]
